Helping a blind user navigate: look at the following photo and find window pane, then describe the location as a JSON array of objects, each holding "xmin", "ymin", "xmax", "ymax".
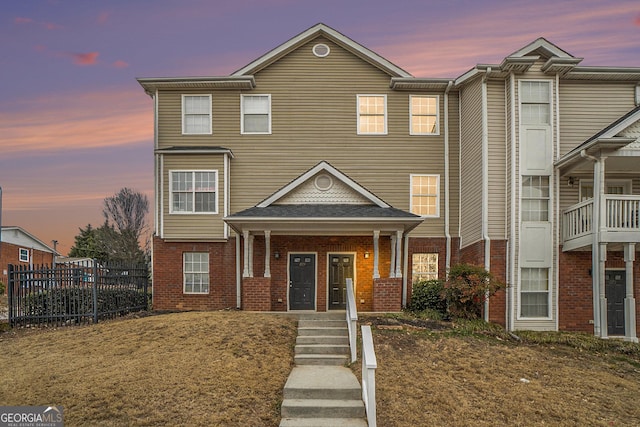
[
  {"xmin": 521, "ymin": 82, "xmax": 550, "ymax": 103},
  {"xmin": 244, "ymin": 115, "xmax": 269, "ymax": 133},
  {"xmin": 195, "ymin": 193, "xmax": 215, "ymax": 212},
  {"xmin": 184, "ymin": 96, "xmax": 209, "ymax": 114},
  {"xmin": 359, "ymin": 96, "xmax": 385, "ymax": 114},
  {"xmin": 412, "ymin": 253, "xmax": 438, "ymax": 282},
  {"xmin": 184, "ymin": 253, "xmax": 209, "ymax": 293},
  {"xmin": 359, "ymin": 116, "xmax": 384, "ymax": 134},
  {"xmin": 243, "ymin": 96, "xmax": 269, "ymax": 114},
  {"xmin": 521, "ymin": 293, "xmax": 549, "ymax": 317},
  {"xmin": 194, "ymin": 172, "xmax": 215, "ymax": 191},
  {"xmin": 412, "ymin": 116, "xmax": 437, "ymax": 134},
  {"xmin": 172, "ymin": 192, "xmax": 192, "ymax": 212}
]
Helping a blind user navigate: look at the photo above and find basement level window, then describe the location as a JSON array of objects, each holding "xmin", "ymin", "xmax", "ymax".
[{"xmin": 312, "ymin": 43, "xmax": 330, "ymax": 57}]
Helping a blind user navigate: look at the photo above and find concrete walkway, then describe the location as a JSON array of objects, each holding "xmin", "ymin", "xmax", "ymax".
[{"xmin": 280, "ymin": 312, "xmax": 367, "ymax": 427}]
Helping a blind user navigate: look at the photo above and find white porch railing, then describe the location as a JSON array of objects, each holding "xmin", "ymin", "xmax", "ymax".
[
  {"xmin": 563, "ymin": 195, "xmax": 640, "ymax": 244},
  {"xmin": 346, "ymin": 277, "xmax": 358, "ymax": 363},
  {"xmin": 361, "ymin": 325, "xmax": 377, "ymax": 427}
]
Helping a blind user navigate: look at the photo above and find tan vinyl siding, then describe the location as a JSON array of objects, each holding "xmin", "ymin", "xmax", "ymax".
[
  {"xmin": 559, "ymin": 81, "xmax": 636, "ymax": 156},
  {"xmin": 487, "ymin": 80, "xmax": 506, "ymax": 239},
  {"xmin": 459, "ymin": 78, "xmax": 483, "ymax": 247},
  {"xmin": 447, "ymin": 93, "xmax": 461, "ymax": 238},
  {"xmin": 161, "ymin": 154, "xmax": 226, "ymax": 239},
  {"xmin": 157, "ymin": 36, "xmax": 453, "ymax": 238}
]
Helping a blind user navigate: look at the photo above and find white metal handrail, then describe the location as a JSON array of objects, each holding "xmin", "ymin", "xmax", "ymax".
[
  {"xmin": 346, "ymin": 277, "xmax": 358, "ymax": 363},
  {"xmin": 361, "ymin": 325, "xmax": 377, "ymax": 427}
]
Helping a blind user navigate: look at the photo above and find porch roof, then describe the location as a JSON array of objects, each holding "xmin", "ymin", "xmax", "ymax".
[{"xmin": 224, "ymin": 204, "xmax": 424, "ymax": 235}]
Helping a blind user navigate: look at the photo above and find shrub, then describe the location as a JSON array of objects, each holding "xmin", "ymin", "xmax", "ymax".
[
  {"xmin": 410, "ymin": 279, "xmax": 447, "ymax": 315},
  {"xmin": 443, "ymin": 264, "xmax": 506, "ymax": 320},
  {"xmin": 0, "ymin": 281, "xmax": 5, "ymax": 295}
]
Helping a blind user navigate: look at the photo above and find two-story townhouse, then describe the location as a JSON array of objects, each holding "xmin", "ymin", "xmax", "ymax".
[{"xmin": 139, "ymin": 23, "xmax": 640, "ymax": 340}]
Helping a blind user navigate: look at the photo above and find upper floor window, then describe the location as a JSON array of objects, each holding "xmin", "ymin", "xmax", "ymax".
[
  {"xmin": 412, "ymin": 253, "xmax": 438, "ymax": 282},
  {"xmin": 522, "ymin": 175, "xmax": 549, "ymax": 221},
  {"xmin": 182, "ymin": 95, "xmax": 212, "ymax": 134},
  {"xmin": 241, "ymin": 95, "xmax": 271, "ymax": 134},
  {"xmin": 19, "ymin": 248, "xmax": 29, "ymax": 263},
  {"xmin": 184, "ymin": 252, "xmax": 209, "ymax": 294},
  {"xmin": 170, "ymin": 171, "xmax": 217, "ymax": 214},
  {"xmin": 520, "ymin": 81, "xmax": 550, "ymax": 125},
  {"xmin": 410, "ymin": 95, "xmax": 439, "ymax": 135},
  {"xmin": 357, "ymin": 95, "xmax": 387, "ymax": 135},
  {"xmin": 410, "ymin": 174, "xmax": 440, "ymax": 217}
]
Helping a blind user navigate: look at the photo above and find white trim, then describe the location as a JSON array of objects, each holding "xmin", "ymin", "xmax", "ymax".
[
  {"xmin": 160, "ymin": 155, "xmax": 164, "ymax": 238},
  {"xmin": 182, "ymin": 252, "xmax": 210, "ymax": 294},
  {"xmin": 241, "ymin": 94, "xmax": 272, "ymax": 134},
  {"xmin": 287, "ymin": 252, "xmax": 318, "ymax": 311},
  {"xmin": 517, "ymin": 267, "xmax": 553, "ymax": 320},
  {"xmin": 312, "ymin": 43, "xmax": 330, "ymax": 58},
  {"xmin": 409, "ymin": 95, "xmax": 440, "ymax": 136},
  {"xmin": 224, "ymin": 153, "xmax": 230, "ymax": 239},
  {"xmin": 507, "ymin": 37, "xmax": 574, "ymax": 60},
  {"xmin": 181, "ymin": 94, "xmax": 212, "ymax": 135},
  {"xmin": 509, "ymin": 72, "xmax": 517, "ymax": 331},
  {"xmin": 325, "ymin": 252, "xmax": 357, "ymax": 311},
  {"xmin": 357, "ymin": 94, "xmax": 387, "ymax": 135},
  {"xmin": 409, "ymin": 174, "xmax": 440, "ymax": 218},
  {"xmin": 19, "ymin": 248, "xmax": 29, "ymax": 263},
  {"xmin": 168, "ymin": 170, "xmax": 219, "ymax": 215}
]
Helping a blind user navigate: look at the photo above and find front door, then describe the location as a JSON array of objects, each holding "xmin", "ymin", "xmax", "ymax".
[
  {"xmin": 605, "ymin": 270, "xmax": 626, "ymax": 336},
  {"xmin": 328, "ymin": 254, "xmax": 354, "ymax": 310},
  {"xmin": 289, "ymin": 254, "xmax": 315, "ymax": 310}
]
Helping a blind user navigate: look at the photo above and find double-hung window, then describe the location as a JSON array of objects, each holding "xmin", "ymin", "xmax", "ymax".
[
  {"xmin": 170, "ymin": 171, "xmax": 217, "ymax": 214},
  {"xmin": 521, "ymin": 176, "xmax": 549, "ymax": 221},
  {"xmin": 410, "ymin": 95, "xmax": 439, "ymax": 135},
  {"xmin": 182, "ymin": 95, "xmax": 212, "ymax": 134},
  {"xmin": 241, "ymin": 95, "xmax": 271, "ymax": 134},
  {"xmin": 357, "ymin": 95, "xmax": 386, "ymax": 134},
  {"xmin": 19, "ymin": 248, "xmax": 29, "ymax": 263},
  {"xmin": 410, "ymin": 174, "xmax": 440, "ymax": 217},
  {"xmin": 520, "ymin": 267, "xmax": 549, "ymax": 317},
  {"xmin": 412, "ymin": 253, "xmax": 438, "ymax": 282},
  {"xmin": 184, "ymin": 252, "xmax": 209, "ymax": 294}
]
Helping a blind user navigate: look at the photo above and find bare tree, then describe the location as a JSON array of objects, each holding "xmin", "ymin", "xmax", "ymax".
[{"xmin": 102, "ymin": 188, "xmax": 149, "ymax": 263}]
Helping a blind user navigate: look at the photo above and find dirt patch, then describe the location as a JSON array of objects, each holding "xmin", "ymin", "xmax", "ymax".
[{"xmin": 0, "ymin": 311, "xmax": 297, "ymax": 426}]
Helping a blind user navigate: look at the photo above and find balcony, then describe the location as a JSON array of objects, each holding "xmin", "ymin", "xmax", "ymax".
[{"xmin": 562, "ymin": 195, "xmax": 640, "ymax": 251}]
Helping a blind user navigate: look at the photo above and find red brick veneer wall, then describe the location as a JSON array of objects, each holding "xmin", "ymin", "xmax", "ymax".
[
  {"xmin": 242, "ymin": 277, "xmax": 271, "ymax": 311},
  {"xmin": 373, "ymin": 278, "xmax": 402, "ymax": 311},
  {"xmin": 1, "ymin": 241, "xmax": 54, "ymax": 285}
]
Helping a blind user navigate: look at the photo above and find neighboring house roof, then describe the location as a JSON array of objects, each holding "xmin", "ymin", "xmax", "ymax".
[
  {"xmin": 0, "ymin": 226, "xmax": 57, "ymax": 254},
  {"xmin": 556, "ymin": 105, "xmax": 640, "ymax": 173},
  {"xmin": 232, "ymin": 23, "xmax": 412, "ymax": 78}
]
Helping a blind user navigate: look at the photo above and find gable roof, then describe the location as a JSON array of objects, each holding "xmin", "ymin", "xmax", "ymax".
[
  {"xmin": 1, "ymin": 226, "xmax": 57, "ymax": 254},
  {"xmin": 232, "ymin": 23, "xmax": 412, "ymax": 78},
  {"xmin": 257, "ymin": 161, "xmax": 389, "ymax": 208}
]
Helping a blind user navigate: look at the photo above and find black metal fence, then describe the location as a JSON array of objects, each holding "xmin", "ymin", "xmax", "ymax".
[{"xmin": 8, "ymin": 259, "xmax": 149, "ymax": 327}]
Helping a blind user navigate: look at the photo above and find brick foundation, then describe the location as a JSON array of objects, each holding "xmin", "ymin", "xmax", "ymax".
[
  {"xmin": 373, "ymin": 278, "xmax": 402, "ymax": 311},
  {"xmin": 242, "ymin": 277, "xmax": 271, "ymax": 311}
]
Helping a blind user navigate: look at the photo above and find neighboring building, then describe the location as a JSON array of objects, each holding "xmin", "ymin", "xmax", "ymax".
[
  {"xmin": 138, "ymin": 23, "xmax": 640, "ymax": 340},
  {"xmin": 1, "ymin": 226, "xmax": 57, "ymax": 284}
]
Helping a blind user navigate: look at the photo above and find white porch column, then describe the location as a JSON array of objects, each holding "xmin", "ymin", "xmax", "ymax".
[
  {"xmin": 264, "ymin": 230, "xmax": 271, "ymax": 278},
  {"xmin": 589, "ymin": 157, "xmax": 602, "ymax": 336},
  {"xmin": 624, "ymin": 243, "xmax": 638, "ymax": 343},
  {"xmin": 395, "ymin": 230, "xmax": 403, "ymax": 278},
  {"xmin": 248, "ymin": 234, "xmax": 255, "ymax": 278},
  {"xmin": 389, "ymin": 234, "xmax": 397, "ymax": 278},
  {"xmin": 242, "ymin": 230, "xmax": 250, "ymax": 278},
  {"xmin": 372, "ymin": 230, "xmax": 380, "ymax": 279},
  {"xmin": 599, "ymin": 242, "xmax": 608, "ymax": 339}
]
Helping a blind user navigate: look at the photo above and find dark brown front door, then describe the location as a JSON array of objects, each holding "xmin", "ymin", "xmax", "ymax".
[
  {"xmin": 289, "ymin": 254, "xmax": 315, "ymax": 310},
  {"xmin": 328, "ymin": 254, "xmax": 354, "ymax": 310},
  {"xmin": 605, "ymin": 270, "xmax": 625, "ymax": 336}
]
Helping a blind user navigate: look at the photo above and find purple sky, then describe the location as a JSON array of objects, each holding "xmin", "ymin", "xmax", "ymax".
[{"xmin": 1, "ymin": 0, "xmax": 639, "ymax": 255}]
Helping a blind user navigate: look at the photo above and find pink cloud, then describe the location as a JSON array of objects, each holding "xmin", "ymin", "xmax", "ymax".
[
  {"xmin": 43, "ymin": 22, "xmax": 64, "ymax": 30},
  {"xmin": 635, "ymin": 13, "xmax": 640, "ymax": 26},
  {"xmin": 97, "ymin": 11, "xmax": 110, "ymax": 25},
  {"xmin": 112, "ymin": 59, "xmax": 129, "ymax": 68},
  {"xmin": 14, "ymin": 17, "xmax": 34, "ymax": 24},
  {"xmin": 70, "ymin": 52, "xmax": 99, "ymax": 66},
  {"xmin": 34, "ymin": 44, "xmax": 47, "ymax": 52}
]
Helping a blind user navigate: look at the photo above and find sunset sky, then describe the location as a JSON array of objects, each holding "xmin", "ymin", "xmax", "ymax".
[{"xmin": 1, "ymin": 0, "xmax": 639, "ymax": 256}]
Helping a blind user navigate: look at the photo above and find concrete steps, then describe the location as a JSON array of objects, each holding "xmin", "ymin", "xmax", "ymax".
[{"xmin": 280, "ymin": 313, "xmax": 367, "ymax": 427}]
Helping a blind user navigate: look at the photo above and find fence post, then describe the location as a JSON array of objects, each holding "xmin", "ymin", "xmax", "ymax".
[
  {"xmin": 92, "ymin": 259, "xmax": 99, "ymax": 324},
  {"xmin": 7, "ymin": 264, "xmax": 14, "ymax": 327}
]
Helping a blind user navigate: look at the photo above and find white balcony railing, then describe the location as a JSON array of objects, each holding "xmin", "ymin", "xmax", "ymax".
[
  {"xmin": 563, "ymin": 195, "xmax": 640, "ymax": 246},
  {"xmin": 361, "ymin": 325, "xmax": 378, "ymax": 427}
]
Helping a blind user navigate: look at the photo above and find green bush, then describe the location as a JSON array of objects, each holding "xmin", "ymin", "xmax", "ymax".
[
  {"xmin": 443, "ymin": 264, "xmax": 506, "ymax": 319},
  {"xmin": 410, "ymin": 279, "xmax": 447, "ymax": 315},
  {"xmin": 0, "ymin": 281, "xmax": 5, "ymax": 296}
]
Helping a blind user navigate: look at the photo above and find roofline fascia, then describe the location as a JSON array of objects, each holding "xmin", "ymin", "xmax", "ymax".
[
  {"xmin": 136, "ymin": 76, "xmax": 256, "ymax": 95},
  {"xmin": 155, "ymin": 148, "xmax": 235, "ymax": 157}
]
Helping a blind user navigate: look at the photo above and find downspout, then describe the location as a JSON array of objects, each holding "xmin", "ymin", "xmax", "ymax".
[
  {"xmin": 444, "ymin": 80, "xmax": 454, "ymax": 275},
  {"xmin": 153, "ymin": 90, "xmax": 159, "ymax": 237},
  {"xmin": 581, "ymin": 149, "xmax": 601, "ymax": 336},
  {"xmin": 224, "ymin": 153, "xmax": 230, "ymax": 240},
  {"xmin": 236, "ymin": 232, "xmax": 241, "ymax": 308},
  {"xmin": 402, "ymin": 234, "xmax": 409, "ymax": 307},
  {"xmin": 509, "ymin": 73, "xmax": 516, "ymax": 330},
  {"xmin": 554, "ymin": 74, "xmax": 561, "ymax": 331},
  {"xmin": 482, "ymin": 68, "xmax": 492, "ymax": 321}
]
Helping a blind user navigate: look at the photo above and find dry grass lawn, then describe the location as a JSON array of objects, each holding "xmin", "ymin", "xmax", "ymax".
[
  {"xmin": 358, "ymin": 314, "xmax": 640, "ymax": 427},
  {"xmin": 0, "ymin": 311, "xmax": 297, "ymax": 426}
]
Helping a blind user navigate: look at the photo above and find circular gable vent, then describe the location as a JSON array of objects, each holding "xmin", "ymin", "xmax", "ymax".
[
  {"xmin": 314, "ymin": 174, "xmax": 333, "ymax": 191},
  {"xmin": 312, "ymin": 43, "xmax": 330, "ymax": 58}
]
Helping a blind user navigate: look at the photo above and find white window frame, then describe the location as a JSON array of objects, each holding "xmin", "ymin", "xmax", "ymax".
[
  {"xmin": 410, "ymin": 174, "xmax": 440, "ymax": 218},
  {"xmin": 357, "ymin": 95, "xmax": 387, "ymax": 135},
  {"xmin": 519, "ymin": 267, "xmax": 551, "ymax": 319},
  {"xmin": 412, "ymin": 253, "xmax": 438, "ymax": 283},
  {"xmin": 19, "ymin": 248, "xmax": 29, "ymax": 263},
  {"xmin": 521, "ymin": 175, "xmax": 550, "ymax": 222},
  {"xmin": 410, "ymin": 95, "xmax": 439, "ymax": 135},
  {"xmin": 241, "ymin": 94, "xmax": 271, "ymax": 134},
  {"xmin": 182, "ymin": 94, "xmax": 212, "ymax": 135},
  {"xmin": 169, "ymin": 170, "xmax": 218, "ymax": 215},
  {"xmin": 183, "ymin": 252, "xmax": 209, "ymax": 294},
  {"xmin": 579, "ymin": 179, "xmax": 632, "ymax": 202}
]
